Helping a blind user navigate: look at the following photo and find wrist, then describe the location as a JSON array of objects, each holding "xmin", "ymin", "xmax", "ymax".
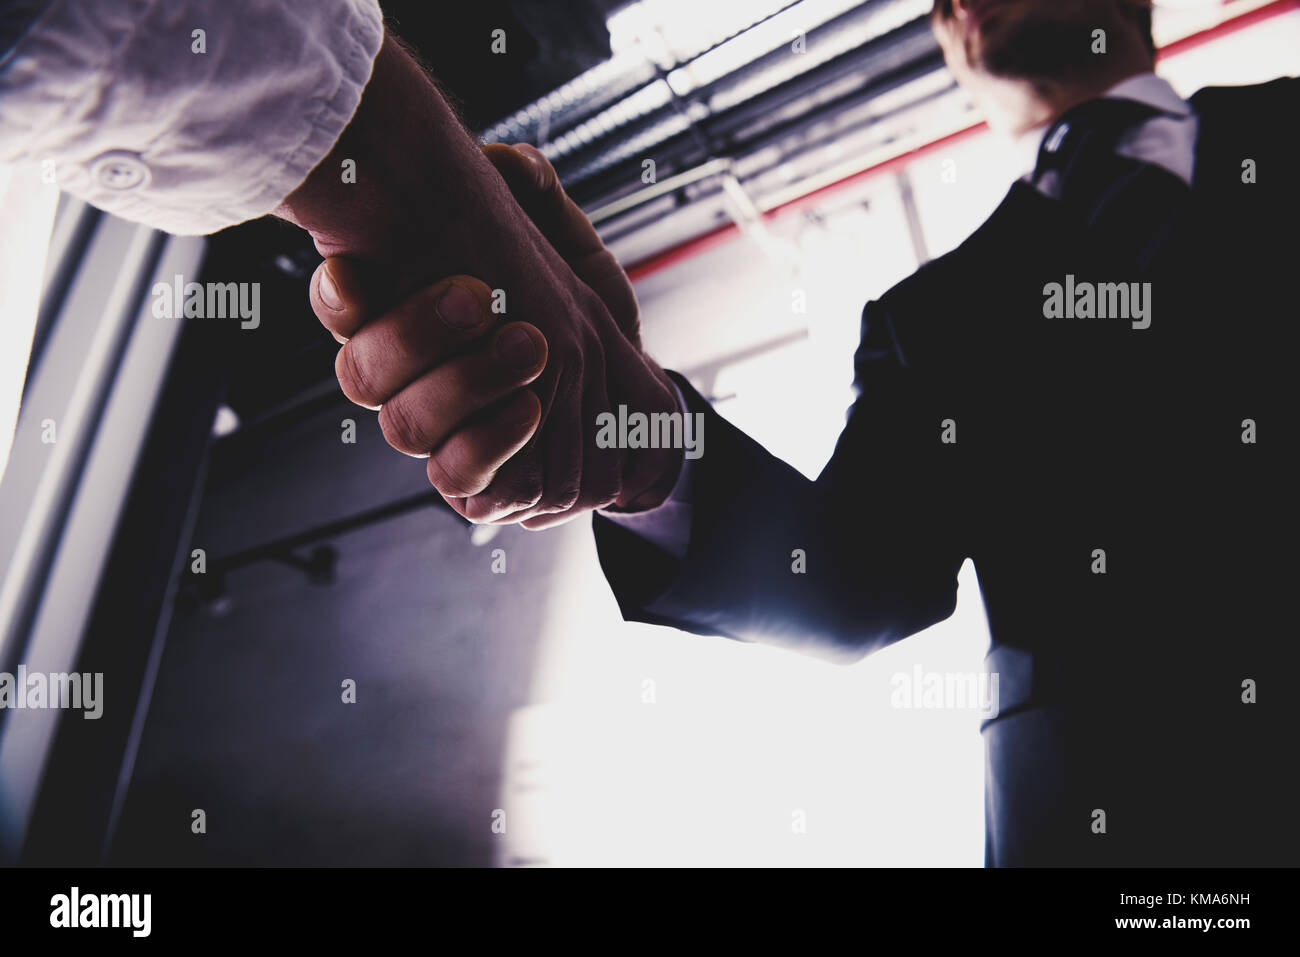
[
  {"xmin": 274, "ymin": 33, "xmax": 516, "ymax": 295},
  {"xmin": 612, "ymin": 363, "xmax": 687, "ymax": 512},
  {"xmin": 616, "ymin": 447, "xmax": 684, "ymax": 512}
]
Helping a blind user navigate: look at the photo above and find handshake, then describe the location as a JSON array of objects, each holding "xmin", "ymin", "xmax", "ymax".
[{"xmin": 306, "ymin": 143, "xmax": 686, "ymax": 529}]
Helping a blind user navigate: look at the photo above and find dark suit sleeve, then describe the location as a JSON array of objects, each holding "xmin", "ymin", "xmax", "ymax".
[{"xmin": 593, "ymin": 297, "xmax": 968, "ymax": 664}]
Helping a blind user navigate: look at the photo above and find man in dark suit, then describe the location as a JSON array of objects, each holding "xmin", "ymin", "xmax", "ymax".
[{"xmin": 315, "ymin": 0, "xmax": 1299, "ymax": 866}]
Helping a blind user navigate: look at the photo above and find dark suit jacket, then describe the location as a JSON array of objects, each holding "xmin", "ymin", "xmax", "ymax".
[{"xmin": 593, "ymin": 78, "xmax": 1300, "ymax": 866}]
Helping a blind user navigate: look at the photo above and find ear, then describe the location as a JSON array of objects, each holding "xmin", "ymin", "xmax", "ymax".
[
  {"xmin": 927, "ymin": 0, "xmax": 950, "ymax": 38},
  {"xmin": 928, "ymin": 5, "xmax": 960, "ymax": 69}
]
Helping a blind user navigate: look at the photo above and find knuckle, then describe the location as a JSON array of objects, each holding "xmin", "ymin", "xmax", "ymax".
[
  {"xmin": 499, "ymin": 475, "xmax": 544, "ymax": 512},
  {"xmin": 379, "ymin": 396, "xmax": 431, "ymax": 454},
  {"xmin": 492, "ymin": 452, "xmax": 545, "ymax": 509},
  {"xmin": 552, "ymin": 353, "xmax": 584, "ymax": 404},
  {"xmin": 336, "ymin": 342, "xmax": 381, "ymax": 408},
  {"xmin": 427, "ymin": 451, "xmax": 481, "ymax": 499},
  {"xmin": 457, "ymin": 493, "xmax": 501, "ymax": 523},
  {"xmin": 547, "ymin": 480, "xmax": 581, "ymax": 513},
  {"xmin": 586, "ymin": 460, "xmax": 622, "ymax": 511},
  {"xmin": 511, "ymin": 475, "xmax": 545, "ymax": 511},
  {"xmin": 485, "ymin": 484, "xmax": 542, "ymax": 520}
]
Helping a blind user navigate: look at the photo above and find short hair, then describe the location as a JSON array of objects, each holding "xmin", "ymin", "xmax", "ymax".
[
  {"xmin": 930, "ymin": 1, "xmax": 1157, "ymax": 59},
  {"xmin": 1133, "ymin": 4, "xmax": 1156, "ymax": 58}
]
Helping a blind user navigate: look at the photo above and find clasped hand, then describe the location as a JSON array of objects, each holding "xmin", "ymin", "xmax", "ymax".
[{"xmin": 308, "ymin": 143, "xmax": 684, "ymax": 528}]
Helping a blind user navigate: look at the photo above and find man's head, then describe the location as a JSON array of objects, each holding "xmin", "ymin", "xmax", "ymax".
[{"xmin": 930, "ymin": 0, "xmax": 1157, "ymax": 133}]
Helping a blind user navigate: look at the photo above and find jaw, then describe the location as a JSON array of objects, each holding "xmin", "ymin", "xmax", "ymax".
[{"xmin": 966, "ymin": 72, "xmax": 1063, "ymax": 136}]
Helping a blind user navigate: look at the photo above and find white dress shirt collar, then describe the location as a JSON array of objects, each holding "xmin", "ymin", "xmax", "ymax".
[{"xmin": 1012, "ymin": 72, "xmax": 1196, "ymax": 184}]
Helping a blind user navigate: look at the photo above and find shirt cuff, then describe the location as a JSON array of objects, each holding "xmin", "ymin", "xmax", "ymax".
[
  {"xmin": 0, "ymin": 0, "xmax": 385, "ymax": 235},
  {"xmin": 597, "ymin": 377, "xmax": 695, "ymax": 561}
]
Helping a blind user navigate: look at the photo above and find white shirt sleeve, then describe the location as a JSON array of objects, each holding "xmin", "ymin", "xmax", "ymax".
[{"xmin": 0, "ymin": 0, "xmax": 385, "ymax": 236}]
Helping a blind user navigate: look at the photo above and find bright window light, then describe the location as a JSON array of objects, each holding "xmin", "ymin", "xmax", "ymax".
[{"xmin": 0, "ymin": 164, "xmax": 59, "ymax": 482}]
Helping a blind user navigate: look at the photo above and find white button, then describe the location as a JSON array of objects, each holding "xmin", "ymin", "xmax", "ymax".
[{"xmin": 89, "ymin": 151, "xmax": 151, "ymax": 190}]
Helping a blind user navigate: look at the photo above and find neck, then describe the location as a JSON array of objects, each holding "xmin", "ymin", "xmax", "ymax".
[{"xmin": 981, "ymin": 60, "xmax": 1154, "ymax": 137}]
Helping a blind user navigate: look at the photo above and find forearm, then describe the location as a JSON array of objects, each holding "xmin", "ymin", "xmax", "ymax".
[
  {"xmin": 596, "ymin": 374, "xmax": 963, "ymax": 663},
  {"xmin": 607, "ymin": 359, "xmax": 687, "ymax": 511}
]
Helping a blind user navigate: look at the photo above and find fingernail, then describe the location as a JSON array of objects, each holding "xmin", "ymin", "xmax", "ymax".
[
  {"xmin": 496, "ymin": 326, "xmax": 539, "ymax": 367},
  {"xmin": 318, "ymin": 265, "xmax": 343, "ymax": 312},
  {"xmin": 436, "ymin": 283, "xmax": 481, "ymax": 329}
]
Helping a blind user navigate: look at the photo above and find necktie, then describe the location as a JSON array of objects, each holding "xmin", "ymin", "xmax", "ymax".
[{"xmin": 1032, "ymin": 97, "xmax": 1192, "ymax": 272}]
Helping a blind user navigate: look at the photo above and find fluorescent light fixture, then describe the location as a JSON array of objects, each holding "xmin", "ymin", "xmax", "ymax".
[
  {"xmin": 479, "ymin": 52, "xmax": 656, "ymax": 144},
  {"xmin": 608, "ymin": 0, "xmax": 795, "ymax": 65},
  {"xmin": 667, "ymin": 0, "xmax": 868, "ymax": 95},
  {"xmin": 541, "ymin": 78, "xmax": 676, "ymax": 161},
  {"xmin": 708, "ymin": 0, "xmax": 932, "ymax": 112},
  {"xmin": 547, "ymin": 0, "xmax": 933, "ymax": 164},
  {"xmin": 0, "ymin": 165, "xmax": 59, "ymax": 483}
]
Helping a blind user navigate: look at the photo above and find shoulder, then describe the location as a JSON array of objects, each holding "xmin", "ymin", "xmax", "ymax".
[
  {"xmin": 1189, "ymin": 75, "xmax": 1300, "ymax": 117},
  {"xmin": 877, "ymin": 180, "xmax": 1050, "ymax": 306},
  {"xmin": 862, "ymin": 183, "xmax": 1043, "ymax": 350},
  {"xmin": 1190, "ymin": 76, "xmax": 1299, "ymax": 180}
]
